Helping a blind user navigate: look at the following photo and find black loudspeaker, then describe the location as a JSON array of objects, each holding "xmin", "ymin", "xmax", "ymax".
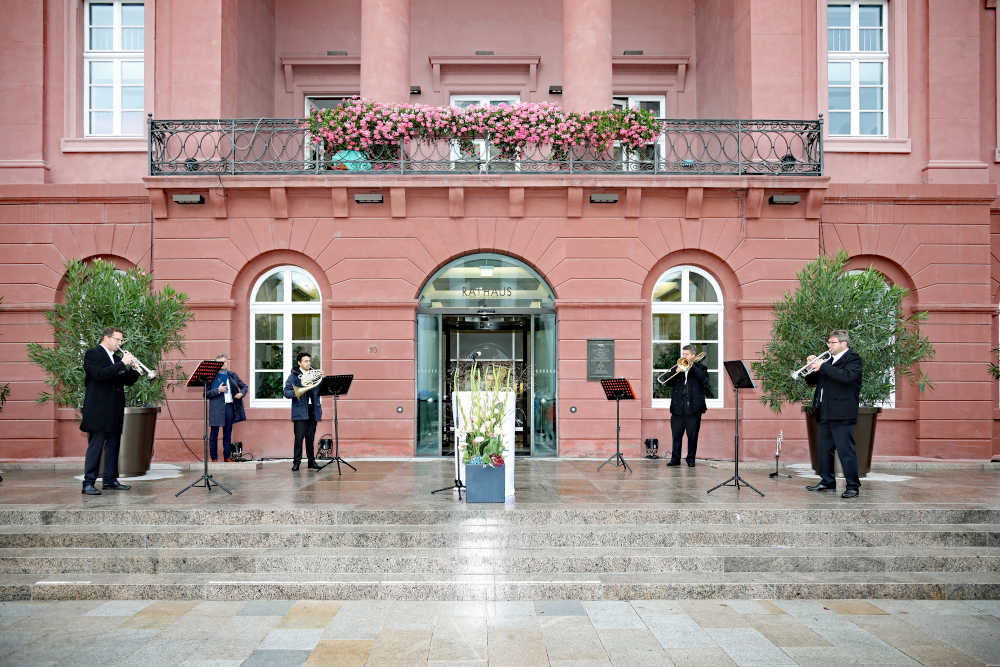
[
  {"xmin": 644, "ymin": 437, "xmax": 659, "ymax": 459},
  {"xmin": 318, "ymin": 435, "xmax": 334, "ymax": 457}
]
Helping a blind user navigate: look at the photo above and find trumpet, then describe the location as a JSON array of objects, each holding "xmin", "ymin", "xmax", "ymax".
[
  {"xmin": 656, "ymin": 351, "xmax": 706, "ymax": 385},
  {"xmin": 293, "ymin": 368, "xmax": 324, "ymax": 399},
  {"xmin": 121, "ymin": 349, "xmax": 157, "ymax": 379},
  {"xmin": 790, "ymin": 349, "xmax": 832, "ymax": 379}
]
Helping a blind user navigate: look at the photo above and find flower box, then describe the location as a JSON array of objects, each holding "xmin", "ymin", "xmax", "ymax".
[{"xmin": 465, "ymin": 463, "xmax": 505, "ymax": 503}]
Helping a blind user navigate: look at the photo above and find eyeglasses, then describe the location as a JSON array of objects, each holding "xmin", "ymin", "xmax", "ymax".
[
  {"xmin": 826, "ymin": 339, "xmax": 841, "ymax": 344},
  {"xmin": 111, "ymin": 336, "xmax": 125, "ymax": 343}
]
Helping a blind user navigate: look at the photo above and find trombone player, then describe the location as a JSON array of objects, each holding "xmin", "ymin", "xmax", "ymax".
[
  {"xmin": 662, "ymin": 345, "xmax": 709, "ymax": 467},
  {"xmin": 283, "ymin": 352, "xmax": 323, "ymax": 471},
  {"xmin": 803, "ymin": 330, "xmax": 863, "ymax": 499}
]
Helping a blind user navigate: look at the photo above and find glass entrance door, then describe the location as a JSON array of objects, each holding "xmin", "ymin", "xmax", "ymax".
[{"xmin": 442, "ymin": 316, "xmax": 530, "ymax": 456}]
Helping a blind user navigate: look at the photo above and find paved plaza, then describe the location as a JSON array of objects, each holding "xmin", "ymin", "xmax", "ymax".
[{"xmin": 0, "ymin": 457, "xmax": 997, "ymax": 665}]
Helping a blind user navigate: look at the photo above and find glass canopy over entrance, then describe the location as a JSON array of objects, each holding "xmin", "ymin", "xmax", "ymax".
[{"xmin": 416, "ymin": 253, "xmax": 557, "ymax": 457}]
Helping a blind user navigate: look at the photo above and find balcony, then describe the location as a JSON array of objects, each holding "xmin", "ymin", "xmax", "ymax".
[{"xmin": 148, "ymin": 117, "xmax": 822, "ymax": 177}]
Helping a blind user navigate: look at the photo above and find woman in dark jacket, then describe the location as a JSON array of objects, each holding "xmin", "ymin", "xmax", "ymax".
[{"xmin": 206, "ymin": 353, "xmax": 247, "ymax": 461}]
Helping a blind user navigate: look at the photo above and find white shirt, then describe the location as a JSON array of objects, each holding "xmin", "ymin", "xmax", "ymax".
[{"xmin": 100, "ymin": 343, "xmax": 115, "ymax": 364}]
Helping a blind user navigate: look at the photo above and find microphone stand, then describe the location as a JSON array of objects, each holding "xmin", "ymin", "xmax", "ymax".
[{"xmin": 431, "ymin": 352, "xmax": 480, "ymax": 499}]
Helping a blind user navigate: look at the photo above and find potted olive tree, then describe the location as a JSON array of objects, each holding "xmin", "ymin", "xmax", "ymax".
[
  {"xmin": 752, "ymin": 251, "xmax": 934, "ymax": 475},
  {"xmin": 27, "ymin": 259, "xmax": 192, "ymax": 474}
]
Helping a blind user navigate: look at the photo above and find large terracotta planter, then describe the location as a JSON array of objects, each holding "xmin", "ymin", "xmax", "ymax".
[{"xmin": 804, "ymin": 405, "xmax": 881, "ymax": 478}]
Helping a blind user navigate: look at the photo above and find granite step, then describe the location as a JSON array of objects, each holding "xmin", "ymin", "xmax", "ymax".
[
  {"xmin": 1, "ymin": 506, "xmax": 997, "ymax": 526},
  {"xmin": 0, "ymin": 545, "xmax": 996, "ymax": 575},
  {"xmin": 1, "ymin": 570, "xmax": 997, "ymax": 602},
  {"xmin": 0, "ymin": 523, "xmax": 995, "ymax": 548}
]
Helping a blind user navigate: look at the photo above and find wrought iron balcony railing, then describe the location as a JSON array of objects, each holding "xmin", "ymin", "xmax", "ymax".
[{"xmin": 149, "ymin": 117, "xmax": 822, "ymax": 177}]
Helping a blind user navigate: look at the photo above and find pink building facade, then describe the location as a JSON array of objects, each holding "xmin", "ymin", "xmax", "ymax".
[{"xmin": 1, "ymin": 0, "xmax": 998, "ymax": 463}]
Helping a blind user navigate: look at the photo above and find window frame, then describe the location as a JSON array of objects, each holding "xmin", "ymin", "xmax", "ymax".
[
  {"xmin": 826, "ymin": 1, "xmax": 888, "ymax": 138},
  {"xmin": 248, "ymin": 266, "xmax": 323, "ymax": 408},
  {"xmin": 819, "ymin": 0, "xmax": 910, "ymax": 153},
  {"xmin": 449, "ymin": 94, "xmax": 521, "ymax": 171},
  {"xmin": 613, "ymin": 95, "xmax": 666, "ymax": 171},
  {"xmin": 651, "ymin": 265, "xmax": 725, "ymax": 410},
  {"xmin": 83, "ymin": 1, "xmax": 145, "ymax": 138}
]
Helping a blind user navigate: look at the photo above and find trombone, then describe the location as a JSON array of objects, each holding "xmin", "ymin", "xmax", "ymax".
[
  {"xmin": 656, "ymin": 351, "xmax": 706, "ymax": 385},
  {"xmin": 121, "ymin": 350, "xmax": 157, "ymax": 379},
  {"xmin": 790, "ymin": 349, "xmax": 832, "ymax": 379}
]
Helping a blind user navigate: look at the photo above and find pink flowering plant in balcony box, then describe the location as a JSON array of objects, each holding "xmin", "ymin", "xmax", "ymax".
[
  {"xmin": 304, "ymin": 98, "xmax": 661, "ymax": 163},
  {"xmin": 453, "ymin": 362, "xmax": 515, "ymax": 468}
]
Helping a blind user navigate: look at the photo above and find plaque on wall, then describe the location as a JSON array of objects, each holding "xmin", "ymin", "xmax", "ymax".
[{"xmin": 587, "ymin": 339, "xmax": 615, "ymax": 381}]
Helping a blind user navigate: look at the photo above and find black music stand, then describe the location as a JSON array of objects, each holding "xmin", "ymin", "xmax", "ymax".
[
  {"xmin": 598, "ymin": 378, "xmax": 634, "ymax": 473},
  {"xmin": 176, "ymin": 360, "xmax": 232, "ymax": 497},
  {"xmin": 707, "ymin": 361, "xmax": 763, "ymax": 496},
  {"xmin": 314, "ymin": 374, "xmax": 356, "ymax": 475}
]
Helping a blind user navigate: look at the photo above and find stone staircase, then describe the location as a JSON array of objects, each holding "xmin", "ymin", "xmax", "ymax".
[{"xmin": 0, "ymin": 506, "xmax": 996, "ymax": 601}]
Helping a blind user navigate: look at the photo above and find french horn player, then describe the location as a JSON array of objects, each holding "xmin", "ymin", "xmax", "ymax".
[{"xmin": 283, "ymin": 351, "xmax": 323, "ymax": 471}]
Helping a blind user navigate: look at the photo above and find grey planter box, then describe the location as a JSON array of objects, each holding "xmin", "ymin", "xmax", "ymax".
[{"xmin": 465, "ymin": 463, "xmax": 505, "ymax": 503}]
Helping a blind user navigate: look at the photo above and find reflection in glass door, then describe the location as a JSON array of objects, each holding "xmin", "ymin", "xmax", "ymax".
[{"xmin": 415, "ymin": 314, "xmax": 441, "ymax": 456}]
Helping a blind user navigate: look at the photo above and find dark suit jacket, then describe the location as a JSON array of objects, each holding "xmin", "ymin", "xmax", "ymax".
[
  {"xmin": 207, "ymin": 370, "xmax": 248, "ymax": 427},
  {"xmin": 665, "ymin": 361, "xmax": 709, "ymax": 416},
  {"xmin": 80, "ymin": 345, "xmax": 141, "ymax": 433},
  {"xmin": 283, "ymin": 368, "xmax": 323, "ymax": 421},
  {"xmin": 805, "ymin": 348, "xmax": 863, "ymax": 422}
]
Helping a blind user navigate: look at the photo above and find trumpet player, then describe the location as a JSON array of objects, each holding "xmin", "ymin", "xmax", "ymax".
[
  {"xmin": 80, "ymin": 327, "xmax": 140, "ymax": 495},
  {"xmin": 804, "ymin": 330, "xmax": 864, "ymax": 499},
  {"xmin": 664, "ymin": 345, "xmax": 709, "ymax": 468},
  {"xmin": 283, "ymin": 352, "xmax": 322, "ymax": 471}
]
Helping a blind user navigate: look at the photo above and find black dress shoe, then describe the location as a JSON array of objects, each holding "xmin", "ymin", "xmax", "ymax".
[
  {"xmin": 805, "ymin": 483, "xmax": 837, "ymax": 492},
  {"xmin": 666, "ymin": 460, "xmax": 681, "ymax": 467},
  {"xmin": 291, "ymin": 462, "xmax": 300, "ymax": 471},
  {"xmin": 841, "ymin": 488, "xmax": 860, "ymax": 498},
  {"xmin": 307, "ymin": 461, "xmax": 320, "ymax": 470},
  {"xmin": 686, "ymin": 460, "xmax": 695, "ymax": 467},
  {"xmin": 81, "ymin": 485, "xmax": 101, "ymax": 495},
  {"xmin": 102, "ymin": 481, "xmax": 131, "ymax": 490}
]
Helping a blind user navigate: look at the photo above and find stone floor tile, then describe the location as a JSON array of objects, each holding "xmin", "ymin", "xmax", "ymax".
[
  {"xmin": 118, "ymin": 638, "xmax": 201, "ymax": 666},
  {"xmin": 535, "ymin": 599, "xmax": 587, "ymax": 616},
  {"xmin": 241, "ymin": 649, "xmax": 312, "ymax": 666},
  {"xmin": 486, "ymin": 601, "xmax": 537, "ymax": 629},
  {"xmin": 178, "ymin": 660, "xmax": 243, "ymax": 667},
  {"xmin": 747, "ymin": 615, "xmax": 832, "ymax": 648},
  {"xmin": 630, "ymin": 600, "xmax": 686, "ymax": 617},
  {"xmin": 770, "ymin": 600, "xmax": 838, "ymax": 617},
  {"xmin": 278, "ymin": 601, "xmax": 342, "ymax": 629},
  {"xmin": 119, "ymin": 600, "xmax": 198, "ymax": 629},
  {"xmin": 896, "ymin": 643, "xmax": 987, "ymax": 666},
  {"xmin": 965, "ymin": 600, "xmax": 1000, "ymax": 616},
  {"xmin": 85, "ymin": 600, "xmax": 153, "ymax": 616},
  {"xmin": 665, "ymin": 647, "xmax": 739, "ymax": 666},
  {"xmin": 892, "ymin": 613, "xmax": 1000, "ymax": 665},
  {"xmin": 781, "ymin": 646, "xmax": 921, "ymax": 666},
  {"xmin": 823, "ymin": 600, "xmax": 888, "ymax": 615},
  {"xmin": 303, "ymin": 639, "xmax": 372, "ymax": 666},
  {"xmin": 429, "ymin": 616, "xmax": 487, "ymax": 662},
  {"xmin": 236, "ymin": 600, "xmax": 295, "ymax": 617},
  {"xmin": 487, "ymin": 627, "xmax": 548, "ymax": 666},
  {"xmin": 258, "ymin": 628, "xmax": 323, "ymax": 651},
  {"xmin": 720, "ymin": 600, "xmax": 787, "ymax": 616},
  {"xmin": 681, "ymin": 600, "xmax": 751, "ymax": 628},
  {"xmin": 872, "ymin": 600, "xmax": 989, "ymax": 616},
  {"xmin": 186, "ymin": 601, "xmax": 246, "ymax": 617},
  {"xmin": 644, "ymin": 613, "xmax": 717, "ymax": 649},
  {"xmin": 366, "ymin": 628, "xmax": 432, "ymax": 665},
  {"xmin": 383, "ymin": 601, "xmax": 445, "ymax": 629},
  {"xmin": 596, "ymin": 627, "xmax": 669, "ymax": 666},
  {"xmin": 435, "ymin": 601, "xmax": 487, "ymax": 618},
  {"xmin": 320, "ymin": 603, "xmax": 386, "ymax": 640},
  {"xmin": 549, "ymin": 660, "xmax": 611, "ymax": 666},
  {"xmin": 0, "ymin": 630, "xmax": 44, "ymax": 660},
  {"xmin": 801, "ymin": 613, "xmax": 904, "ymax": 652},
  {"xmin": 583, "ymin": 601, "xmax": 645, "ymax": 629},
  {"xmin": 540, "ymin": 615, "xmax": 607, "ymax": 661},
  {"xmin": 705, "ymin": 627, "xmax": 796, "ymax": 666}
]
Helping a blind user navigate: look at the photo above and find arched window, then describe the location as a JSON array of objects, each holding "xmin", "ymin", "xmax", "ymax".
[
  {"xmin": 847, "ymin": 269, "xmax": 895, "ymax": 408},
  {"xmin": 249, "ymin": 266, "xmax": 322, "ymax": 404},
  {"xmin": 652, "ymin": 265, "xmax": 724, "ymax": 408}
]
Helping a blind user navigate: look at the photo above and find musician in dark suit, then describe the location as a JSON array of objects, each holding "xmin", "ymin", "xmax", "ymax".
[
  {"xmin": 206, "ymin": 353, "xmax": 247, "ymax": 462},
  {"xmin": 804, "ymin": 329, "xmax": 864, "ymax": 498},
  {"xmin": 664, "ymin": 344, "xmax": 709, "ymax": 467},
  {"xmin": 283, "ymin": 352, "xmax": 322, "ymax": 471},
  {"xmin": 80, "ymin": 327, "xmax": 140, "ymax": 495}
]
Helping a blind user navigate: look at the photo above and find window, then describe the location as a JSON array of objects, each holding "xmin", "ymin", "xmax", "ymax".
[
  {"xmin": 613, "ymin": 95, "xmax": 665, "ymax": 171},
  {"xmin": 651, "ymin": 266, "xmax": 724, "ymax": 408},
  {"xmin": 84, "ymin": 1, "xmax": 144, "ymax": 137},
  {"xmin": 249, "ymin": 267, "xmax": 322, "ymax": 404},
  {"xmin": 449, "ymin": 95, "xmax": 520, "ymax": 171},
  {"xmin": 827, "ymin": 2, "xmax": 887, "ymax": 136},
  {"xmin": 305, "ymin": 96, "xmax": 351, "ymax": 116}
]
